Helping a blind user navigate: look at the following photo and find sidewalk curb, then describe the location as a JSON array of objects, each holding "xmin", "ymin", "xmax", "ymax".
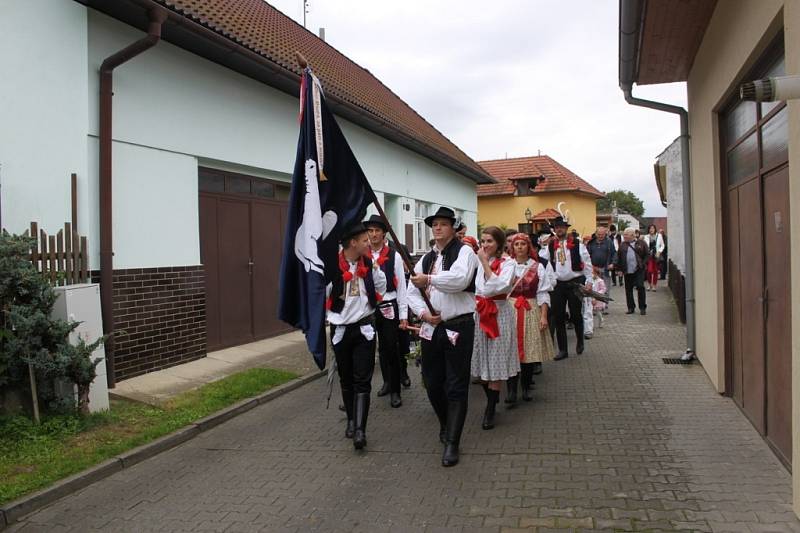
[{"xmin": 0, "ymin": 370, "xmax": 325, "ymax": 530}]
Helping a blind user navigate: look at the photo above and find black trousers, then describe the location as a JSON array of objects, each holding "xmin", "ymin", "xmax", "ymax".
[
  {"xmin": 375, "ymin": 301, "xmax": 401, "ymax": 394},
  {"xmin": 551, "ymin": 277, "xmax": 585, "ymax": 353},
  {"xmin": 331, "ymin": 320, "xmax": 376, "ymax": 419},
  {"xmin": 624, "ymin": 269, "xmax": 647, "ymax": 311},
  {"xmin": 421, "ymin": 316, "xmax": 474, "ymax": 407}
]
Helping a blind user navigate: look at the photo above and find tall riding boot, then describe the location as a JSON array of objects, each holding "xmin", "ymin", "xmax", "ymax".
[
  {"xmin": 555, "ymin": 325, "xmax": 568, "ymax": 360},
  {"xmin": 442, "ymin": 400, "xmax": 468, "ymax": 467},
  {"xmin": 575, "ymin": 318, "xmax": 585, "ymax": 354},
  {"xmin": 353, "ymin": 393, "xmax": 370, "ymax": 450},
  {"xmin": 342, "ymin": 388, "xmax": 355, "ymax": 438},
  {"xmin": 482, "ymin": 387, "xmax": 498, "ymax": 430},
  {"xmin": 504, "ymin": 375, "xmax": 518, "ymax": 406},
  {"xmin": 521, "ymin": 364, "xmax": 534, "ymax": 402},
  {"xmin": 377, "ymin": 353, "xmax": 390, "ymax": 396},
  {"xmin": 429, "ymin": 391, "xmax": 448, "ymax": 444}
]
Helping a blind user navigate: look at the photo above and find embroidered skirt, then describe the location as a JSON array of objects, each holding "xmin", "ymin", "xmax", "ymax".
[
  {"xmin": 471, "ymin": 301, "xmax": 520, "ymax": 381},
  {"xmin": 515, "ymin": 299, "xmax": 555, "ymax": 364}
]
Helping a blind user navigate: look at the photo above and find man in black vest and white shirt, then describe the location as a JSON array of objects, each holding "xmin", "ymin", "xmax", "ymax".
[
  {"xmin": 364, "ymin": 214, "xmax": 408, "ymax": 408},
  {"xmin": 407, "ymin": 207, "xmax": 478, "ymax": 467},
  {"xmin": 326, "ymin": 223, "xmax": 387, "ymax": 451},
  {"xmin": 539, "ymin": 216, "xmax": 592, "ymax": 360}
]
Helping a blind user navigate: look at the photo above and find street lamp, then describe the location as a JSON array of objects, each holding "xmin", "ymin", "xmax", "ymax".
[{"xmin": 524, "ymin": 207, "xmax": 532, "ymax": 222}]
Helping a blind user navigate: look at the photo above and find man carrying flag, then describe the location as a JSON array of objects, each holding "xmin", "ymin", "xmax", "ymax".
[{"xmin": 279, "ymin": 66, "xmax": 382, "ymax": 449}]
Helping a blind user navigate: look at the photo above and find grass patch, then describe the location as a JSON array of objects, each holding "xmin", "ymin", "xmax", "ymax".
[{"xmin": 0, "ymin": 367, "xmax": 298, "ymax": 505}]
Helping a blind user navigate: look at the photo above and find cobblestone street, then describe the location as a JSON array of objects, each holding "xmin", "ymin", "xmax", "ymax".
[{"xmin": 10, "ymin": 287, "xmax": 798, "ymax": 532}]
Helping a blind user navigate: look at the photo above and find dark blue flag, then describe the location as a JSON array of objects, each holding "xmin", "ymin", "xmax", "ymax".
[{"xmin": 278, "ymin": 69, "xmax": 377, "ymax": 370}]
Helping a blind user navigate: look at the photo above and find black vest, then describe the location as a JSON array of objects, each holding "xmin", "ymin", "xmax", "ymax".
[
  {"xmin": 549, "ymin": 238, "xmax": 583, "ymax": 272},
  {"xmin": 329, "ymin": 255, "xmax": 378, "ymax": 313},
  {"xmin": 536, "ymin": 255, "xmax": 549, "ymax": 268},
  {"xmin": 421, "ymin": 238, "xmax": 476, "ymax": 293},
  {"xmin": 375, "ymin": 243, "xmax": 397, "ymax": 293}
]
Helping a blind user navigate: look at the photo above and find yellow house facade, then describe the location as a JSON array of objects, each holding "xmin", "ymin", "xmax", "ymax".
[
  {"xmin": 477, "ymin": 155, "xmax": 604, "ymax": 236},
  {"xmin": 619, "ymin": 0, "xmax": 800, "ymax": 515}
]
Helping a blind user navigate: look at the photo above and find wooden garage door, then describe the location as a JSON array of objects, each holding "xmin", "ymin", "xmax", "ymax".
[
  {"xmin": 722, "ymin": 40, "xmax": 791, "ymax": 466},
  {"xmin": 199, "ymin": 168, "xmax": 293, "ymax": 352}
]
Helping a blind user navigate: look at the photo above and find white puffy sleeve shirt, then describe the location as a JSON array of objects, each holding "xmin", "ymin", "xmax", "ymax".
[{"xmin": 475, "ymin": 256, "xmax": 515, "ymax": 298}]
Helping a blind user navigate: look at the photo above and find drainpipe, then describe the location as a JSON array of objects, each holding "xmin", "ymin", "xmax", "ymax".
[
  {"xmin": 619, "ymin": 0, "xmax": 696, "ymax": 359},
  {"xmin": 99, "ymin": 7, "xmax": 167, "ymax": 388}
]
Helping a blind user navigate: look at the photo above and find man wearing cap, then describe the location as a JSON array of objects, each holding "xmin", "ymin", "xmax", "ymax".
[
  {"xmin": 364, "ymin": 214, "xmax": 408, "ymax": 408},
  {"xmin": 407, "ymin": 206, "xmax": 478, "ymax": 467},
  {"xmin": 326, "ymin": 223, "xmax": 387, "ymax": 451},
  {"xmin": 539, "ymin": 217, "xmax": 592, "ymax": 360}
]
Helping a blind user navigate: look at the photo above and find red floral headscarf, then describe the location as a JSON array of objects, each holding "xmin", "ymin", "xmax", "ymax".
[
  {"xmin": 509, "ymin": 233, "xmax": 537, "ymax": 260},
  {"xmin": 461, "ymin": 235, "xmax": 479, "ymax": 252}
]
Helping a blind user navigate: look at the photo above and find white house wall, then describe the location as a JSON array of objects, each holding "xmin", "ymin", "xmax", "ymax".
[
  {"xmin": 0, "ymin": 0, "xmax": 90, "ymax": 237},
  {"xmin": 82, "ymin": 9, "xmax": 477, "ymax": 266},
  {"xmin": 658, "ymin": 138, "xmax": 684, "ymax": 273}
]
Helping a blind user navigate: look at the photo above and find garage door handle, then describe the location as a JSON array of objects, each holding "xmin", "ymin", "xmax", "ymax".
[{"xmin": 248, "ymin": 259, "xmax": 254, "ymax": 275}]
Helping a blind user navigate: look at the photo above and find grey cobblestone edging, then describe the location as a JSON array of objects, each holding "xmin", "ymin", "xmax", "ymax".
[{"xmin": 0, "ymin": 370, "xmax": 326, "ymax": 530}]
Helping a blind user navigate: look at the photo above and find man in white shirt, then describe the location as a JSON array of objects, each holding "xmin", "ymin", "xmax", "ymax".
[
  {"xmin": 407, "ymin": 207, "xmax": 478, "ymax": 467},
  {"xmin": 364, "ymin": 215, "xmax": 408, "ymax": 408},
  {"xmin": 541, "ymin": 217, "xmax": 592, "ymax": 360},
  {"xmin": 326, "ymin": 223, "xmax": 387, "ymax": 451}
]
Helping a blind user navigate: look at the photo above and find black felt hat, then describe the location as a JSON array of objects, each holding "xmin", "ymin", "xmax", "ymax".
[
  {"xmin": 551, "ymin": 216, "xmax": 570, "ymax": 228},
  {"xmin": 424, "ymin": 206, "xmax": 457, "ymax": 227},
  {"xmin": 339, "ymin": 223, "xmax": 368, "ymax": 244},
  {"xmin": 363, "ymin": 214, "xmax": 388, "ymax": 232}
]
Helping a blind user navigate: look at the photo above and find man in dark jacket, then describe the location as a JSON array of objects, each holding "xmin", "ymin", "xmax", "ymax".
[
  {"xmin": 587, "ymin": 226, "xmax": 616, "ymax": 311},
  {"xmin": 615, "ymin": 227, "xmax": 649, "ymax": 315}
]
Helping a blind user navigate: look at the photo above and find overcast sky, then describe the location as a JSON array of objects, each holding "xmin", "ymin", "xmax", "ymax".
[{"xmin": 269, "ymin": 0, "xmax": 687, "ymax": 217}]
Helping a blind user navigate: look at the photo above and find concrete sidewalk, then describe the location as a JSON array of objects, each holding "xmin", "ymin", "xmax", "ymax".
[{"xmin": 111, "ymin": 331, "xmax": 318, "ymax": 405}]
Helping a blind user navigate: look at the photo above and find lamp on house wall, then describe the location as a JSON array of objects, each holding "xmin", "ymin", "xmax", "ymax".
[{"xmin": 524, "ymin": 207, "xmax": 532, "ymax": 222}]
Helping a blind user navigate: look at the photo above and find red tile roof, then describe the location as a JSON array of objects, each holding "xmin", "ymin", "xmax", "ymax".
[
  {"xmin": 149, "ymin": 0, "xmax": 491, "ymax": 182},
  {"xmin": 530, "ymin": 208, "xmax": 561, "ymax": 222},
  {"xmin": 476, "ymin": 155, "xmax": 604, "ymax": 198}
]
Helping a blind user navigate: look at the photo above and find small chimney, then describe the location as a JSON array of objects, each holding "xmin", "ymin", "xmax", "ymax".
[{"xmin": 318, "ymin": 27, "xmax": 326, "ymax": 41}]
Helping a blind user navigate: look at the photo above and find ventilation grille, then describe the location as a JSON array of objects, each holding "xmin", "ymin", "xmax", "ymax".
[{"xmin": 662, "ymin": 357, "xmax": 693, "ymax": 365}]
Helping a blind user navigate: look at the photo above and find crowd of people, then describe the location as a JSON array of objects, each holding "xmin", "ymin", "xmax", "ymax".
[{"xmin": 325, "ymin": 207, "xmax": 666, "ymax": 466}]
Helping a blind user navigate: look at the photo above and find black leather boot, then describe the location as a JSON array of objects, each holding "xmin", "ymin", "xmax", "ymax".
[
  {"xmin": 428, "ymin": 392, "xmax": 448, "ymax": 444},
  {"xmin": 342, "ymin": 388, "xmax": 354, "ymax": 438},
  {"xmin": 353, "ymin": 393, "xmax": 370, "ymax": 450},
  {"xmin": 442, "ymin": 400, "xmax": 467, "ymax": 467},
  {"xmin": 532, "ymin": 362, "xmax": 543, "ymax": 375},
  {"xmin": 377, "ymin": 383, "xmax": 389, "ymax": 397},
  {"xmin": 521, "ymin": 364, "xmax": 534, "ymax": 402},
  {"xmin": 390, "ymin": 392, "xmax": 402, "ymax": 408},
  {"xmin": 504, "ymin": 376, "xmax": 518, "ymax": 406},
  {"xmin": 482, "ymin": 388, "xmax": 498, "ymax": 430}
]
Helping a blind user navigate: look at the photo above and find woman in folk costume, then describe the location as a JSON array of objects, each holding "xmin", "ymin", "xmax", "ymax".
[
  {"xmin": 642, "ymin": 224, "xmax": 665, "ymax": 291},
  {"xmin": 471, "ymin": 226, "xmax": 518, "ymax": 430},
  {"xmin": 505, "ymin": 233, "xmax": 555, "ymax": 404}
]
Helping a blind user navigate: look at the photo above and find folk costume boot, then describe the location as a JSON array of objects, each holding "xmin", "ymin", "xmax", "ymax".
[
  {"xmin": 482, "ymin": 386, "xmax": 499, "ymax": 430},
  {"xmin": 442, "ymin": 400, "xmax": 468, "ymax": 467},
  {"xmin": 353, "ymin": 393, "xmax": 370, "ymax": 450},
  {"xmin": 427, "ymin": 389, "xmax": 448, "ymax": 444},
  {"xmin": 342, "ymin": 388, "xmax": 355, "ymax": 439},
  {"xmin": 520, "ymin": 364, "xmax": 534, "ymax": 402},
  {"xmin": 505, "ymin": 376, "xmax": 518, "ymax": 406}
]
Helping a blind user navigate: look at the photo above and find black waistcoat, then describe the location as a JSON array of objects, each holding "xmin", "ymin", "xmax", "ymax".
[
  {"xmin": 548, "ymin": 238, "xmax": 583, "ymax": 272},
  {"xmin": 421, "ymin": 238, "xmax": 476, "ymax": 293},
  {"xmin": 329, "ymin": 255, "xmax": 378, "ymax": 313},
  {"xmin": 375, "ymin": 244, "xmax": 397, "ymax": 293}
]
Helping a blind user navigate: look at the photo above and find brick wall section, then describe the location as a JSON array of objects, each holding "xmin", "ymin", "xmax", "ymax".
[{"xmin": 92, "ymin": 266, "xmax": 207, "ymax": 381}]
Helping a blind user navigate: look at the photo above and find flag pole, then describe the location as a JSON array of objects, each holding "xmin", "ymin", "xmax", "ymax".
[{"xmin": 295, "ymin": 52, "xmax": 436, "ymax": 315}]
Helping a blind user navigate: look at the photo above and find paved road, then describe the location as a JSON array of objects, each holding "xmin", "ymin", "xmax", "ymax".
[{"xmin": 10, "ymin": 287, "xmax": 799, "ymax": 532}]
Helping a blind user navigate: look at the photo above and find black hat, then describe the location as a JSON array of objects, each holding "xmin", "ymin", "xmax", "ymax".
[
  {"xmin": 339, "ymin": 223, "xmax": 368, "ymax": 244},
  {"xmin": 363, "ymin": 214, "xmax": 388, "ymax": 232},
  {"xmin": 551, "ymin": 216, "xmax": 570, "ymax": 228},
  {"xmin": 424, "ymin": 206, "xmax": 456, "ymax": 227}
]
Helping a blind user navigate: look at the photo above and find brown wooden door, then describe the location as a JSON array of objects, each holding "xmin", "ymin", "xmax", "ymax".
[
  {"xmin": 199, "ymin": 170, "xmax": 291, "ymax": 352},
  {"xmin": 251, "ymin": 200, "xmax": 293, "ymax": 339},
  {"xmin": 763, "ymin": 165, "xmax": 792, "ymax": 462},
  {"xmin": 736, "ymin": 179, "xmax": 766, "ymax": 432}
]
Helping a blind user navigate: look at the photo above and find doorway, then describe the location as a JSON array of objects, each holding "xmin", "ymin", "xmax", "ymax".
[{"xmin": 198, "ymin": 168, "xmax": 293, "ymax": 351}]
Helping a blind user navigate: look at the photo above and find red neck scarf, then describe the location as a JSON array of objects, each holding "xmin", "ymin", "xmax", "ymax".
[
  {"xmin": 552, "ymin": 236, "xmax": 575, "ymax": 250},
  {"xmin": 338, "ymin": 251, "xmax": 369, "ymax": 283},
  {"xmin": 373, "ymin": 244, "xmax": 390, "ymax": 267}
]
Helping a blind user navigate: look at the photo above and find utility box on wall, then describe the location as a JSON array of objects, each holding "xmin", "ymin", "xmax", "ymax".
[{"xmin": 52, "ymin": 284, "xmax": 109, "ymax": 412}]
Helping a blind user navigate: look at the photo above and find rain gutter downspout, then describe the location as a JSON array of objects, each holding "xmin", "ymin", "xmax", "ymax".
[
  {"xmin": 619, "ymin": 0, "xmax": 696, "ymax": 358},
  {"xmin": 99, "ymin": 7, "xmax": 167, "ymax": 388}
]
